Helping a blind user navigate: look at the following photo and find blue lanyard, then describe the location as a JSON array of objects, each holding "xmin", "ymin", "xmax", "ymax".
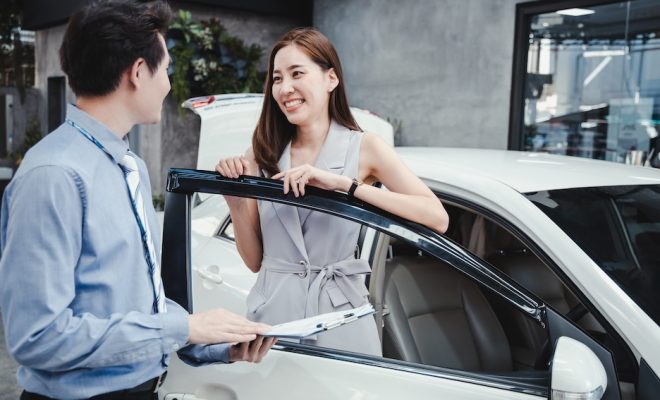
[
  {"xmin": 65, "ymin": 119, "xmax": 118, "ymax": 162},
  {"xmin": 66, "ymin": 118, "xmax": 160, "ymax": 312}
]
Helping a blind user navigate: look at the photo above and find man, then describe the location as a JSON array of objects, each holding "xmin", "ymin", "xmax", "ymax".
[{"xmin": 0, "ymin": 1, "xmax": 274, "ymax": 399}]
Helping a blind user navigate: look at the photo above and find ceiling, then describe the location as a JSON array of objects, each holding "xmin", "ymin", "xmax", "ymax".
[
  {"xmin": 21, "ymin": 0, "xmax": 312, "ymax": 31},
  {"xmin": 530, "ymin": 0, "xmax": 660, "ymax": 43}
]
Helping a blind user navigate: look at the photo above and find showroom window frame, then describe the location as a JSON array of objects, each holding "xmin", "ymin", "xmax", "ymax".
[{"xmin": 508, "ymin": 0, "xmax": 628, "ymax": 151}]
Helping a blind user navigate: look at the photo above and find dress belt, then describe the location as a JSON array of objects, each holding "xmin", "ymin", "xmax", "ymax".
[{"xmin": 261, "ymin": 255, "xmax": 371, "ymax": 318}]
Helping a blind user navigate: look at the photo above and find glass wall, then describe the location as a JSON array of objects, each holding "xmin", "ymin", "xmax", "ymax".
[{"xmin": 518, "ymin": 0, "xmax": 660, "ymax": 167}]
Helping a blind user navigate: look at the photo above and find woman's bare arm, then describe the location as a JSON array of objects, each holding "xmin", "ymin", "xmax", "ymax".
[
  {"xmin": 215, "ymin": 149, "xmax": 264, "ymax": 272},
  {"xmin": 351, "ymin": 133, "xmax": 449, "ymax": 233}
]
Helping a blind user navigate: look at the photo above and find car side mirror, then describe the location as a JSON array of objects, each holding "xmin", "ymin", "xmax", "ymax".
[{"xmin": 550, "ymin": 336, "xmax": 607, "ymax": 400}]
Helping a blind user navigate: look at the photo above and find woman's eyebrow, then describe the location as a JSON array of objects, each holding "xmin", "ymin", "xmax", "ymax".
[{"xmin": 273, "ymin": 64, "xmax": 306, "ymax": 74}]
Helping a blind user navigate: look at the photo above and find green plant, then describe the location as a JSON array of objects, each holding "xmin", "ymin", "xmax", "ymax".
[
  {"xmin": 167, "ymin": 10, "xmax": 264, "ymax": 110},
  {"xmin": 152, "ymin": 193, "xmax": 165, "ymax": 211}
]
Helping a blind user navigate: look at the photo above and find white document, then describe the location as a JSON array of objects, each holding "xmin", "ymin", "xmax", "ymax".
[{"xmin": 262, "ymin": 303, "xmax": 375, "ymax": 339}]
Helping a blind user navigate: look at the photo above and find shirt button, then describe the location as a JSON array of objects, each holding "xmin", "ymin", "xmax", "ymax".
[
  {"xmin": 299, "ymin": 260, "xmax": 307, "ymax": 265},
  {"xmin": 172, "ymin": 343, "xmax": 180, "ymax": 351},
  {"xmin": 298, "ymin": 271, "xmax": 307, "ymax": 278}
]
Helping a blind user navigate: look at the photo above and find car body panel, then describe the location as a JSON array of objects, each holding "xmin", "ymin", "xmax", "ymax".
[
  {"xmin": 161, "ymin": 349, "xmax": 541, "ymax": 400},
  {"xmin": 397, "ymin": 147, "xmax": 660, "ymax": 193}
]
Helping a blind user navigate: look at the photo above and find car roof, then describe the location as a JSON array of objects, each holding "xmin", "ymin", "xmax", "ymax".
[{"xmin": 397, "ymin": 147, "xmax": 660, "ymax": 193}]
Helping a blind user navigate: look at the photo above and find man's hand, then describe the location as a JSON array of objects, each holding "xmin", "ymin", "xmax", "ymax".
[
  {"xmin": 187, "ymin": 308, "xmax": 271, "ymax": 344},
  {"xmin": 229, "ymin": 336, "xmax": 277, "ymax": 363}
]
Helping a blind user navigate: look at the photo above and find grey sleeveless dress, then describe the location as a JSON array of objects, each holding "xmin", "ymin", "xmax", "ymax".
[{"xmin": 246, "ymin": 120, "xmax": 381, "ymax": 356}]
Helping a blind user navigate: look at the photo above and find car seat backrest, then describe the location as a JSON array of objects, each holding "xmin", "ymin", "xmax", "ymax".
[{"xmin": 383, "ymin": 255, "xmax": 513, "ymax": 372}]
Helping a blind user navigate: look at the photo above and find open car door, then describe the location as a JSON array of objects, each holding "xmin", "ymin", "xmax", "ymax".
[{"xmin": 158, "ymin": 169, "xmax": 622, "ymax": 400}]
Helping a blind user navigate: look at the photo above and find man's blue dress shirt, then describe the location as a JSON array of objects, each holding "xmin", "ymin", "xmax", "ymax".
[{"xmin": 0, "ymin": 105, "xmax": 229, "ymax": 399}]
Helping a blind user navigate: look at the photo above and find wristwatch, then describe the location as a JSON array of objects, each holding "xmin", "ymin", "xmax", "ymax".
[{"xmin": 348, "ymin": 178, "xmax": 363, "ymax": 197}]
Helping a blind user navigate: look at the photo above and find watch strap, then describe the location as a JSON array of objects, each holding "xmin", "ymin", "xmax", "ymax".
[{"xmin": 348, "ymin": 178, "xmax": 362, "ymax": 197}]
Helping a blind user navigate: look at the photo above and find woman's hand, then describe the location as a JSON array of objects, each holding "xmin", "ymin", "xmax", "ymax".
[
  {"xmin": 216, "ymin": 155, "xmax": 257, "ymax": 206},
  {"xmin": 272, "ymin": 164, "xmax": 350, "ymax": 197},
  {"xmin": 216, "ymin": 156, "xmax": 255, "ymax": 178}
]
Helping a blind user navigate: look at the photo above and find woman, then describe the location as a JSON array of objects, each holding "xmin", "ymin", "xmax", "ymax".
[{"xmin": 216, "ymin": 28, "xmax": 448, "ymax": 355}]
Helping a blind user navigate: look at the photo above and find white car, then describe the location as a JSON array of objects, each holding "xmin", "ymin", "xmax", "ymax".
[{"xmin": 158, "ymin": 94, "xmax": 660, "ymax": 400}]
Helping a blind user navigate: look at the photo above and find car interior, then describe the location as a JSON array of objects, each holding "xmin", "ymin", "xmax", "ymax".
[{"xmin": 366, "ymin": 202, "xmax": 608, "ymax": 374}]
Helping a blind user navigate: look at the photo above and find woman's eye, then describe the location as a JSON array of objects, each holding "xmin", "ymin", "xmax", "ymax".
[
  {"xmin": 292, "ymin": 71, "xmax": 304, "ymax": 78},
  {"xmin": 273, "ymin": 76, "xmax": 282, "ymax": 83}
]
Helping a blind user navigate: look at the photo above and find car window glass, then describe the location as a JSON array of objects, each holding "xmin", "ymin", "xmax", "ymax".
[
  {"xmin": 374, "ymin": 232, "xmax": 550, "ymax": 373},
  {"xmin": 440, "ymin": 200, "xmax": 637, "ymax": 383},
  {"xmin": 526, "ymin": 185, "xmax": 660, "ymax": 327}
]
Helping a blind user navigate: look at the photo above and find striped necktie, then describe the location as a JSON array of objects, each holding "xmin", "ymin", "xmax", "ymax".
[{"xmin": 119, "ymin": 152, "xmax": 167, "ymax": 313}]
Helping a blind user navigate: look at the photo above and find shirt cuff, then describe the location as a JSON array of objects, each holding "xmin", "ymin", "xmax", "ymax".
[
  {"xmin": 158, "ymin": 303, "xmax": 189, "ymax": 354},
  {"xmin": 177, "ymin": 343, "xmax": 232, "ymax": 366}
]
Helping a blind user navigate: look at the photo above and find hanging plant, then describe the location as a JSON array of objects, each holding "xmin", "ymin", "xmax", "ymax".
[{"xmin": 167, "ymin": 10, "xmax": 264, "ymax": 110}]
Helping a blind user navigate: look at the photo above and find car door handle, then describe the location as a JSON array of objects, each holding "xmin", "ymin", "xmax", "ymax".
[
  {"xmin": 196, "ymin": 264, "xmax": 223, "ymax": 284},
  {"xmin": 163, "ymin": 394, "xmax": 207, "ymax": 400}
]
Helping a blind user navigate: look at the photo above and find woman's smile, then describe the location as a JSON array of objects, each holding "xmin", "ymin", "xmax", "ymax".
[{"xmin": 284, "ymin": 98, "xmax": 305, "ymax": 112}]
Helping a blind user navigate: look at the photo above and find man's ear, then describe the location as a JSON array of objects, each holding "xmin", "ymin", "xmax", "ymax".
[
  {"xmin": 327, "ymin": 67, "xmax": 339, "ymax": 92},
  {"xmin": 127, "ymin": 58, "xmax": 146, "ymax": 89}
]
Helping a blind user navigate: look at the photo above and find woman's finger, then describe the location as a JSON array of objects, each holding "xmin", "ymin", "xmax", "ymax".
[
  {"xmin": 241, "ymin": 158, "xmax": 251, "ymax": 174},
  {"xmin": 216, "ymin": 159, "xmax": 230, "ymax": 177},
  {"xmin": 231, "ymin": 157, "xmax": 244, "ymax": 177},
  {"xmin": 290, "ymin": 173, "xmax": 300, "ymax": 197},
  {"xmin": 281, "ymin": 174, "xmax": 289, "ymax": 194},
  {"xmin": 298, "ymin": 173, "xmax": 308, "ymax": 196}
]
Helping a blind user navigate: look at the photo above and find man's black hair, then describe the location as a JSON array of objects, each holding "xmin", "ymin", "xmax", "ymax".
[{"xmin": 60, "ymin": 0, "xmax": 172, "ymax": 97}]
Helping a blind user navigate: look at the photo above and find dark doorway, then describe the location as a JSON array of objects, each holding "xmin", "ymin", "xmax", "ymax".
[{"xmin": 48, "ymin": 76, "xmax": 66, "ymax": 132}]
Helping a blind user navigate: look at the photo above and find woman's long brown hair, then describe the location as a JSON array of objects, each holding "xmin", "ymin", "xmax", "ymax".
[{"xmin": 252, "ymin": 27, "xmax": 361, "ymax": 176}]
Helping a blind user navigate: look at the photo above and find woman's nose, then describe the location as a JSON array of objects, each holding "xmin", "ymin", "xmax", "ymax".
[{"xmin": 281, "ymin": 78, "xmax": 295, "ymax": 94}]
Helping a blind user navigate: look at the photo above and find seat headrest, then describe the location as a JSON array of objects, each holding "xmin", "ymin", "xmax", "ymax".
[{"xmin": 487, "ymin": 252, "xmax": 564, "ymax": 302}]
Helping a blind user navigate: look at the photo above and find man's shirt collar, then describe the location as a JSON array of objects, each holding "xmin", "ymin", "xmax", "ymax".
[{"xmin": 66, "ymin": 104, "xmax": 130, "ymax": 163}]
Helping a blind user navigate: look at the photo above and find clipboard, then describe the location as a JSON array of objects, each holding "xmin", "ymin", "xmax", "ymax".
[{"xmin": 261, "ymin": 303, "xmax": 375, "ymax": 339}]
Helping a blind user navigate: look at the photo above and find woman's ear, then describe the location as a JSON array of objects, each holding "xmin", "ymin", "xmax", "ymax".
[{"xmin": 327, "ymin": 67, "xmax": 339, "ymax": 92}]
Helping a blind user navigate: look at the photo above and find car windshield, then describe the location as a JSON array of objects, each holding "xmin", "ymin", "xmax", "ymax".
[{"xmin": 525, "ymin": 185, "xmax": 660, "ymax": 325}]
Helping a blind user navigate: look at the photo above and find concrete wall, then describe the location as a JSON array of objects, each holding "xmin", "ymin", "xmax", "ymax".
[
  {"xmin": 33, "ymin": 3, "xmax": 302, "ymax": 195},
  {"xmin": 314, "ymin": 0, "xmax": 528, "ymax": 148},
  {"xmin": 0, "ymin": 87, "xmax": 42, "ymax": 165},
  {"xmin": 35, "ymin": 24, "xmax": 75, "ymax": 130}
]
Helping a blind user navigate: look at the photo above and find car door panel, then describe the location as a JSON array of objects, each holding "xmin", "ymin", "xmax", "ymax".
[{"xmin": 160, "ymin": 347, "xmax": 542, "ymax": 400}]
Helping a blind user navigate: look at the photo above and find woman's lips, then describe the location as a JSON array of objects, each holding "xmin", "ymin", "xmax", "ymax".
[{"xmin": 284, "ymin": 98, "xmax": 305, "ymax": 112}]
